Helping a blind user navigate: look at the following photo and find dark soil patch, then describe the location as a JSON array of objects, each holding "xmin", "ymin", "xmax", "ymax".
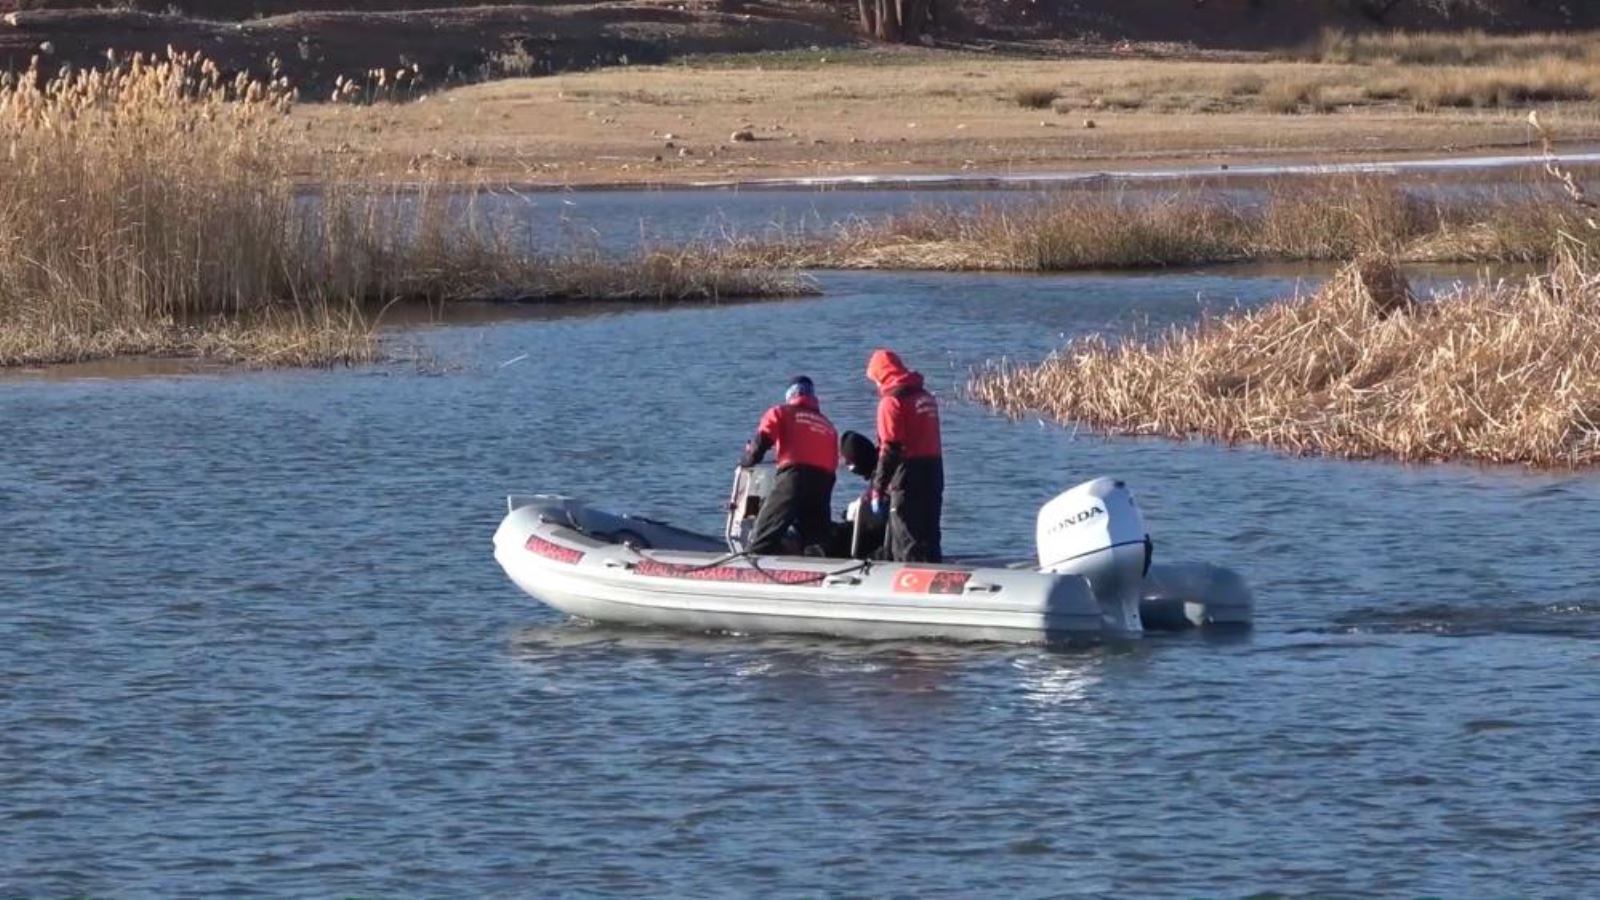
[{"xmin": 0, "ymin": 2, "xmax": 854, "ymax": 93}]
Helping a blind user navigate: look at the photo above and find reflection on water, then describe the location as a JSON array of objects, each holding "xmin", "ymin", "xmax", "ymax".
[{"xmin": 5, "ymin": 263, "xmax": 1600, "ymax": 895}]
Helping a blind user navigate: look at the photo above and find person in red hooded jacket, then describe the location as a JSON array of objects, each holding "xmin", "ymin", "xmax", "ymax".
[
  {"xmin": 740, "ymin": 375, "xmax": 839, "ymax": 555},
  {"xmin": 865, "ymin": 349, "xmax": 944, "ymax": 563}
]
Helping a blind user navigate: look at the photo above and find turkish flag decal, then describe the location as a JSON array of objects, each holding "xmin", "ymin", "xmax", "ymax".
[{"xmin": 893, "ymin": 568, "xmax": 971, "ymax": 595}]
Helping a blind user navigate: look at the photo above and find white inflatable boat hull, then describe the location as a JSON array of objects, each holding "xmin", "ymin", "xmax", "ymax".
[
  {"xmin": 494, "ymin": 497, "xmax": 1111, "ymax": 642},
  {"xmin": 493, "ymin": 495, "xmax": 1253, "ymax": 643}
]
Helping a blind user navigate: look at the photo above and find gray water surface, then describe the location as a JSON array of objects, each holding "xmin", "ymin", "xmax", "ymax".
[
  {"xmin": 471, "ymin": 172, "xmax": 1575, "ymax": 255},
  {"xmin": 5, "ymin": 268, "xmax": 1600, "ymax": 896}
]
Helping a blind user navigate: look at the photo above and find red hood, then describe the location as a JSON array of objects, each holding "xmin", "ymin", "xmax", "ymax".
[{"xmin": 867, "ymin": 349, "xmax": 923, "ymax": 396}]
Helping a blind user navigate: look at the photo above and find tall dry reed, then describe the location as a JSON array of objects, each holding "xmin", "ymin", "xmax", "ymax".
[
  {"xmin": 0, "ymin": 52, "xmax": 805, "ymax": 368},
  {"xmin": 969, "ymin": 250, "xmax": 1600, "ymax": 466},
  {"xmin": 0, "ymin": 53, "xmax": 304, "ymax": 328},
  {"xmin": 1313, "ymin": 29, "xmax": 1600, "ymax": 67},
  {"xmin": 725, "ymin": 177, "xmax": 1583, "ymax": 273}
]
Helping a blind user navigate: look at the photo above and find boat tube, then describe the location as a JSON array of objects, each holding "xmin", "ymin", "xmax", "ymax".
[{"xmin": 492, "ymin": 467, "xmax": 1253, "ymax": 644}]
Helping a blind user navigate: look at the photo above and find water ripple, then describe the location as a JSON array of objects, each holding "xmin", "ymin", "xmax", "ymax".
[{"xmin": 4, "ymin": 266, "xmax": 1599, "ymax": 895}]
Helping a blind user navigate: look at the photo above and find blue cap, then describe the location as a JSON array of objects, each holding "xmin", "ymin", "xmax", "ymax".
[{"xmin": 785, "ymin": 376, "xmax": 815, "ymax": 403}]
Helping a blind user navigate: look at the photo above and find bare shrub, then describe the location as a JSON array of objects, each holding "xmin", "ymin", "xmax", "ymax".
[
  {"xmin": 1014, "ymin": 86, "xmax": 1060, "ymax": 109},
  {"xmin": 1260, "ymin": 79, "xmax": 1316, "ymax": 113}
]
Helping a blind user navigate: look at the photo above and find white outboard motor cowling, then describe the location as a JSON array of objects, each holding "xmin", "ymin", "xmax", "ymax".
[{"xmin": 1037, "ymin": 477, "xmax": 1150, "ymax": 635}]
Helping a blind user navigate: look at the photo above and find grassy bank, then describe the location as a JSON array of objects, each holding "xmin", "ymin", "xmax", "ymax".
[
  {"xmin": 968, "ymin": 250, "xmax": 1600, "ymax": 467},
  {"xmin": 1310, "ymin": 29, "xmax": 1600, "ymax": 67},
  {"xmin": 723, "ymin": 176, "xmax": 1592, "ymax": 272},
  {"xmin": 1027, "ymin": 57, "xmax": 1600, "ymax": 115},
  {"xmin": 1285, "ymin": 29, "xmax": 1600, "ymax": 111},
  {"xmin": 0, "ymin": 53, "xmax": 806, "ymax": 369}
]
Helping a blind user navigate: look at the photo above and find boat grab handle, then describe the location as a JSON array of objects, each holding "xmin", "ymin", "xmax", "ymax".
[
  {"xmin": 602, "ymin": 558, "xmax": 635, "ymax": 570},
  {"xmin": 824, "ymin": 574, "xmax": 861, "ymax": 587},
  {"xmin": 963, "ymin": 581, "xmax": 1002, "ymax": 594}
]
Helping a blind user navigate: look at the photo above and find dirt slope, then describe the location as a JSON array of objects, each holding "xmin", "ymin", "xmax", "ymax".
[
  {"xmin": 0, "ymin": 2, "xmax": 852, "ymax": 91},
  {"xmin": 2, "ymin": 0, "xmax": 1598, "ymax": 97},
  {"xmin": 952, "ymin": 0, "xmax": 1600, "ymax": 47}
]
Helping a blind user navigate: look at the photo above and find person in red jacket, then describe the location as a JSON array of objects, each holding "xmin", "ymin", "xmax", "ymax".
[
  {"xmin": 740, "ymin": 375, "xmax": 839, "ymax": 555},
  {"xmin": 866, "ymin": 349, "xmax": 944, "ymax": 563}
]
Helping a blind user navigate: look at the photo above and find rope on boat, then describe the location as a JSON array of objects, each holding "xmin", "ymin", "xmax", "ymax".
[
  {"xmin": 560, "ymin": 512, "xmax": 875, "ymax": 586},
  {"xmin": 746, "ymin": 555, "xmax": 873, "ymax": 586},
  {"xmin": 631, "ymin": 543, "xmax": 875, "ymax": 586}
]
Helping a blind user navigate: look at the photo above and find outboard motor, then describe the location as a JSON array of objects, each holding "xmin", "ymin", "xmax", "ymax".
[
  {"xmin": 1036, "ymin": 477, "xmax": 1150, "ymax": 635},
  {"xmin": 725, "ymin": 463, "xmax": 776, "ymax": 553}
]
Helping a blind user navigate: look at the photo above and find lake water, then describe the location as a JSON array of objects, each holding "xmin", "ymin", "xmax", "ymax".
[
  {"xmin": 5, "ymin": 261, "xmax": 1600, "ymax": 895},
  {"xmin": 466, "ymin": 186, "xmax": 1050, "ymax": 253},
  {"xmin": 466, "ymin": 176, "xmax": 1563, "ymax": 256}
]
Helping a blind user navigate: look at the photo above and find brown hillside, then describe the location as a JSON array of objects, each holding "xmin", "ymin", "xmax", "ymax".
[
  {"xmin": 1, "ymin": 0, "xmax": 1598, "ymax": 96},
  {"xmin": 0, "ymin": 3, "xmax": 852, "ymax": 92},
  {"xmin": 951, "ymin": 0, "xmax": 1600, "ymax": 47}
]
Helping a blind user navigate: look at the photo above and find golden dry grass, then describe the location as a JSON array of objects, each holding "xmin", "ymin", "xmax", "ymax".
[
  {"xmin": 1313, "ymin": 29, "xmax": 1600, "ymax": 67},
  {"xmin": 1401, "ymin": 57, "xmax": 1600, "ymax": 110},
  {"xmin": 1254, "ymin": 53, "xmax": 1600, "ymax": 113},
  {"xmin": 723, "ymin": 176, "xmax": 1582, "ymax": 272},
  {"xmin": 968, "ymin": 250, "xmax": 1600, "ymax": 467},
  {"xmin": 0, "ymin": 53, "xmax": 807, "ymax": 368},
  {"xmin": 0, "ymin": 312, "xmax": 381, "ymax": 369}
]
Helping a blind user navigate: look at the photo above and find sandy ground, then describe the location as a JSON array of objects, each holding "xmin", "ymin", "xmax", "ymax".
[{"xmin": 294, "ymin": 52, "xmax": 1600, "ymax": 186}]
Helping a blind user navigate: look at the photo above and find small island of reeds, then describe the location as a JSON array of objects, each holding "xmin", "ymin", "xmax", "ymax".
[
  {"xmin": 724, "ymin": 175, "xmax": 1595, "ymax": 273},
  {"xmin": 0, "ymin": 53, "xmax": 808, "ymax": 369},
  {"xmin": 969, "ymin": 248, "xmax": 1600, "ymax": 467}
]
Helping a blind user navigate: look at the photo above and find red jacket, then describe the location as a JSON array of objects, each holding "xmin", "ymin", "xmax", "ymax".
[
  {"xmin": 745, "ymin": 395, "xmax": 839, "ymax": 473},
  {"xmin": 869, "ymin": 350, "xmax": 942, "ymax": 460}
]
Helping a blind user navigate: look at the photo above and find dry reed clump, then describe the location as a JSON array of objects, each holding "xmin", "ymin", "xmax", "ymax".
[
  {"xmin": 0, "ymin": 312, "xmax": 380, "ymax": 369},
  {"xmin": 718, "ymin": 208, "xmax": 1018, "ymax": 271},
  {"xmin": 1258, "ymin": 177, "xmax": 1426, "ymax": 258},
  {"xmin": 985, "ymin": 195, "xmax": 1250, "ymax": 270},
  {"xmin": 0, "ymin": 53, "xmax": 301, "ymax": 325},
  {"xmin": 1013, "ymin": 86, "xmax": 1060, "ymax": 109},
  {"xmin": 719, "ymin": 196, "xmax": 1252, "ymax": 271},
  {"xmin": 1225, "ymin": 73, "xmax": 1267, "ymax": 97},
  {"xmin": 726, "ymin": 177, "xmax": 1585, "ymax": 273},
  {"xmin": 1404, "ymin": 57, "xmax": 1600, "ymax": 110},
  {"xmin": 1260, "ymin": 80, "xmax": 1331, "ymax": 114},
  {"xmin": 1282, "ymin": 32, "xmax": 1600, "ymax": 111},
  {"xmin": 1313, "ymin": 29, "xmax": 1600, "ymax": 67},
  {"xmin": 0, "ymin": 52, "xmax": 805, "ymax": 369},
  {"xmin": 968, "ymin": 250, "xmax": 1600, "ymax": 466}
]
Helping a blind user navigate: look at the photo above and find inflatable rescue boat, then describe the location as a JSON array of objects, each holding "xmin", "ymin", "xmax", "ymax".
[{"xmin": 492, "ymin": 467, "xmax": 1252, "ymax": 643}]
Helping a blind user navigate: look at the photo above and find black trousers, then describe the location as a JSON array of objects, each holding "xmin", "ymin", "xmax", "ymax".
[
  {"xmin": 884, "ymin": 457, "xmax": 944, "ymax": 563},
  {"xmin": 748, "ymin": 465, "xmax": 836, "ymax": 555}
]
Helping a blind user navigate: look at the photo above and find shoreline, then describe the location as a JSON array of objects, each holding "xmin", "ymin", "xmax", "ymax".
[
  {"xmin": 0, "ymin": 258, "xmax": 1537, "ymax": 379},
  {"xmin": 294, "ymin": 47, "xmax": 1600, "ymax": 189},
  {"xmin": 467, "ymin": 147, "xmax": 1600, "ymax": 193}
]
